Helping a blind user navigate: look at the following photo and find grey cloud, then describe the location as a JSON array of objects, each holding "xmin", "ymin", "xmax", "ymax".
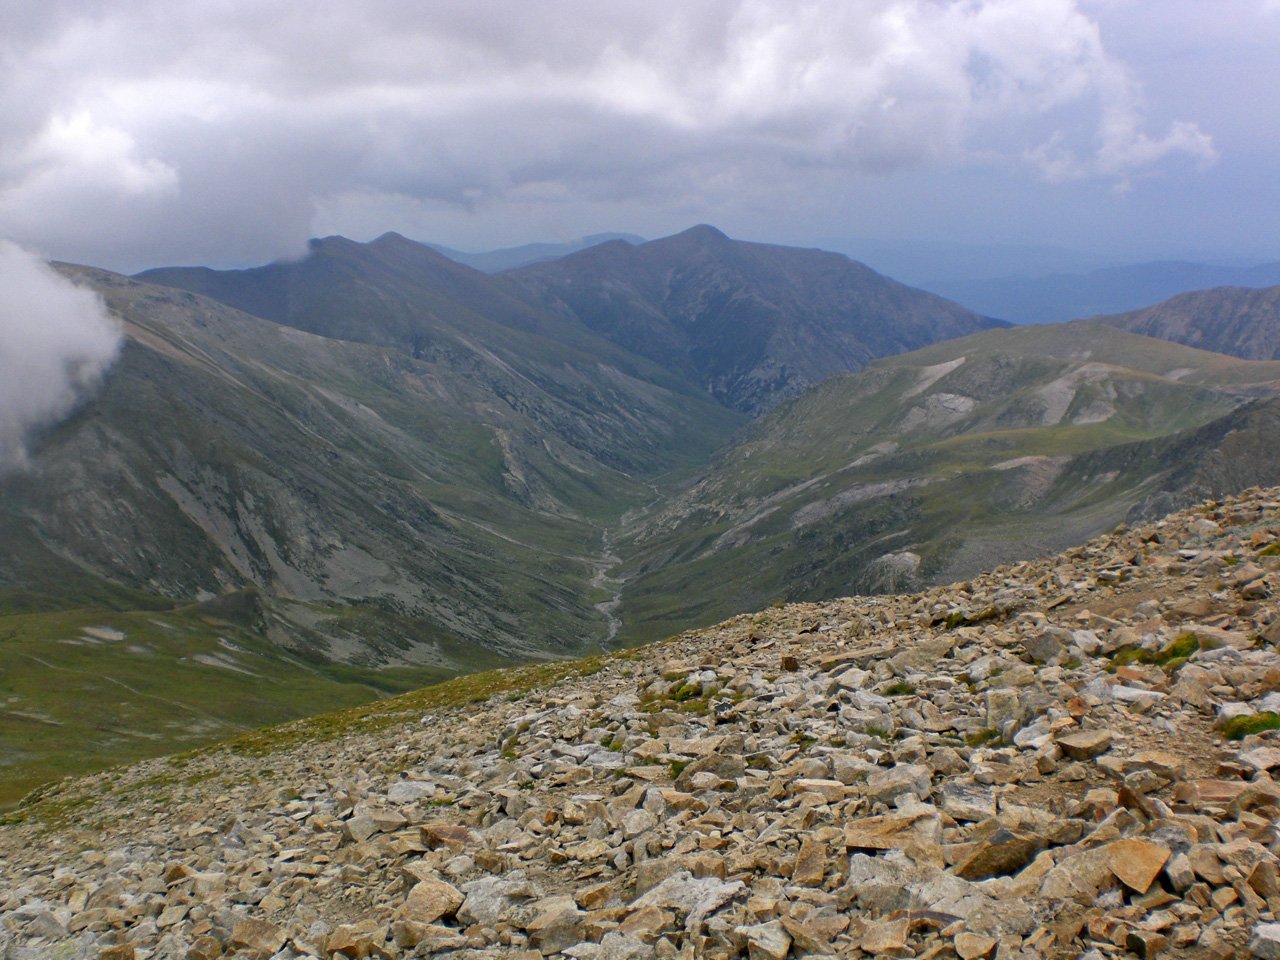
[
  {"xmin": 0, "ymin": 0, "xmax": 1229, "ymax": 269},
  {"xmin": 0, "ymin": 242, "xmax": 121, "ymax": 470}
]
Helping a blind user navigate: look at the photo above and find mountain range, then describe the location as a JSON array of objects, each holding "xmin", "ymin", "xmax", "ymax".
[
  {"xmin": 5, "ymin": 225, "xmax": 1280, "ymax": 800},
  {"xmin": 924, "ymin": 260, "xmax": 1280, "ymax": 325}
]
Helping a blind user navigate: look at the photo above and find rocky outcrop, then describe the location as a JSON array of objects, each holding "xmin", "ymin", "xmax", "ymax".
[{"xmin": 6, "ymin": 488, "xmax": 1280, "ymax": 958}]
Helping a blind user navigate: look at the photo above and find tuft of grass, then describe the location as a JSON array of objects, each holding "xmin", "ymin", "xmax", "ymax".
[
  {"xmin": 668, "ymin": 760, "xmax": 690, "ymax": 779},
  {"xmin": 1108, "ymin": 632, "xmax": 1216, "ymax": 674},
  {"xmin": 965, "ymin": 728, "xmax": 1001, "ymax": 748},
  {"xmin": 1257, "ymin": 543, "xmax": 1280, "ymax": 558},
  {"xmin": 1221, "ymin": 712, "xmax": 1280, "ymax": 741},
  {"xmin": 863, "ymin": 724, "xmax": 894, "ymax": 741},
  {"xmin": 884, "ymin": 681, "xmax": 916, "ymax": 697}
]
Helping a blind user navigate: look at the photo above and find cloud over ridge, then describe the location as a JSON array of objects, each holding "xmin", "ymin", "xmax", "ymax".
[{"xmin": 0, "ymin": 242, "xmax": 121, "ymax": 469}]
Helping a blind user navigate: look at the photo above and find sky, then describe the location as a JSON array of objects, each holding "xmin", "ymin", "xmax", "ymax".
[{"xmin": 1, "ymin": 0, "xmax": 1278, "ymax": 274}]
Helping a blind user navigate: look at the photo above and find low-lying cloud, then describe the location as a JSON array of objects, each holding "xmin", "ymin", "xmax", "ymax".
[{"xmin": 0, "ymin": 241, "xmax": 121, "ymax": 470}]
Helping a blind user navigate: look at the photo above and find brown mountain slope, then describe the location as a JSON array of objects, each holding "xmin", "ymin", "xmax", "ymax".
[{"xmin": 1094, "ymin": 284, "xmax": 1280, "ymax": 360}]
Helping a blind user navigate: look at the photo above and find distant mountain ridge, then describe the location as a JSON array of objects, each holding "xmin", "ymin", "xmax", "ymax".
[
  {"xmin": 505, "ymin": 224, "xmax": 1005, "ymax": 414},
  {"xmin": 426, "ymin": 233, "xmax": 645, "ymax": 272},
  {"xmin": 1093, "ymin": 284, "xmax": 1280, "ymax": 361},
  {"xmin": 925, "ymin": 260, "xmax": 1280, "ymax": 325}
]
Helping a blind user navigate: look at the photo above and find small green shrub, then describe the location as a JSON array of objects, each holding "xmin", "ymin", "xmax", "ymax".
[
  {"xmin": 1221, "ymin": 712, "xmax": 1280, "ymax": 741},
  {"xmin": 884, "ymin": 681, "xmax": 916, "ymax": 697}
]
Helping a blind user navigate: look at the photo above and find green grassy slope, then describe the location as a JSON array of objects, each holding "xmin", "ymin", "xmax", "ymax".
[{"xmin": 612, "ymin": 325, "xmax": 1280, "ymax": 643}]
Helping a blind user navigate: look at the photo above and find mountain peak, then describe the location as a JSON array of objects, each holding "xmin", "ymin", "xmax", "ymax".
[{"xmin": 666, "ymin": 223, "xmax": 732, "ymax": 245}]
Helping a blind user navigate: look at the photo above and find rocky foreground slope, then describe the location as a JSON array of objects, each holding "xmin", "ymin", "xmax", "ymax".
[{"xmin": 8, "ymin": 490, "xmax": 1280, "ymax": 958}]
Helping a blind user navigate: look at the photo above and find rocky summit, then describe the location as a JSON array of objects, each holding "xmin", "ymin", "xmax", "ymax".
[{"xmin": 8, "ymin": 489, "xmax": 1280, "ymax": 959}]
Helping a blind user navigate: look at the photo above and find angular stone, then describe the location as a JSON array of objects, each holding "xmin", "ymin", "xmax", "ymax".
[
  {"xmin": 527, "ymin": 895, "xmax": 585, "ymax": 954},
  {"xmin": 342, "ymin": 813, "xmax": 378, "ymax": 844},
  {"xmin": 1039, "ymin": 846, "xmax": 1120, "ymax": 901},
  {"xmin": 1055, "ymin": 728, "xmax": 1113, "ymax": 760},
  {"xmin": 955, "ymin": 931, "xmax": 997, "ymax": 960},
  {"xmin": 861, "ymin": 917, "xmax": 910, "ymax": 956},
  {"xmin": 1022, "ymin": 631, "xmax": 1063, "ymax": 664},
  {"xmin": 953, "ymin": 828, "xmax": 1045, "ymax": 881},
  {"xmin": 781, "ymin": 914, "xmax": 847, "ymax": 951},
  {"xmin": 792, "ymin": 837, "xmax": 826, "ymax": 887},
  {"xmin": 844, "ymin": 809, "xmax": 943, "ymax": 867},
  {"xmin": 326, "ymin": 920, "xmax": 389, "ymax": 958},
  {"xmin": 387, "ymin": 779, "xmax": 435, "ymax": 803},
  {"xmin": 618, "ymin": 905, "xmax": 673, "ymax": 942},
  {"xmin": 1251, "ymin": 922, "xmax": 1280, "ymax": 959},
  {"xmin": 940, "ymin": 781, "xmax": 996, "ymax": 823},
  {"xmin": 629, "ymin": 870, "xmax": 745, "ymax": 934},
  {"xmin": 459, "ymin": 874, "xmax": 541, "ymax": 926},
  {"xmin": 866, "ymin": 764, "xmax": 932, "ymax": 805},
  {"xmin": 739, "ymin": 919, "xmax": 791, "ymax": 960},
  {"xmin": 400, "ymin": 878, "xmax": 465, "ymax": 924},
  {"xmin": 231, "ymin": 918, "xmax": 286, "ymax": 954},
  {"xmin": 1108, "ymin": 838, "xmax": 1171, "ymax": 894}
]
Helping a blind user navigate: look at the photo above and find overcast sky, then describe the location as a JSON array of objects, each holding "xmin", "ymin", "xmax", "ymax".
[{"xmin": 1, "ymin": 0, "xmax": 1277, "ymax": 273}]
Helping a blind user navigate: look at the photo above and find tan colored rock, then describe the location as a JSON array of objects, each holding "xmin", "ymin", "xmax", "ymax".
[
  {"xmin": 843, "ymin": 809, "xmax": 942, "ymax": 861},
  {"xmin": 1108, "ymin": 837, "xmax": 1171, "ymax": 894},
  {"xmin": 954, "ymin": 931, "xmax": 997, "ymax": 959},
  {"xmin": 231, "ymin": 918, "xmax": 287, "ymax": 954},
  {"xmin": 399, "ymin": 877, "xmax": 464, "ymax": 924},
  {"xmin": 1055, "ymin": 728, "xmax": 1113, "ymax": 759},
  {"xmin": 740, "ymin": 919, "xmax": 791, "ymax": 960},
  {"xmin": 792, "ymin": 837, "xmax": 826, "ymax": 887},
  {"xmin": 860, "ymin": 917, "xmax": 910, "ymax": 956},
  {"xmin": 953, "ymin": 828, "xmax": 1044, "ymax": 881}
]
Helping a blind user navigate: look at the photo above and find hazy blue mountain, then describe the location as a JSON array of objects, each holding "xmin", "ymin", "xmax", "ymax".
[{"xmin": 925, "ymin": 261, "xmax": 1280, "ymax": 325}]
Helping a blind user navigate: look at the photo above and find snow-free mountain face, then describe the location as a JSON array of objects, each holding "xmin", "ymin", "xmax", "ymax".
[
  {"xmin": 1093, "ymin": 284, "xmax": 1280, "ymax": 361},
  {"xmin": 612, "ymin": 322, "xmax": 1280, "ymax": 642},
  {"xmin": 504, "ymin": 225, "xmax": 1007, "ymax": 415},
  {"xmin": 7, "ymin": 232, "xmax": 1280, "ymax": 800}
]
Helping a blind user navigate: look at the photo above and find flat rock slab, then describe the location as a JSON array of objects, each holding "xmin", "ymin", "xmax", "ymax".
[
  {"xmin": 1108, "ymin": 838, "xmax": 1171, "ymax": 894},
  {"xmin": 1056, "ymin": 728, "xmax": 1113, "ymax": 759}
]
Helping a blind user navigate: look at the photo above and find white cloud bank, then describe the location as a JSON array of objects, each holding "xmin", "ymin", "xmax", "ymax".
[
  {"xmin": 0, "ymin": 0, "xmax": 1223, "ymax": 268},
  {"xmin": 0, "ymin": 242, "xmax": 121, "ymax": 469}
]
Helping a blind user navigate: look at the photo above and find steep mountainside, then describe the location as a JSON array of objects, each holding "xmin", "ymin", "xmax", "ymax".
[
  {"xmin": 141, "ymin": 227, "xmax": 1004, "ymax": 417},
  {"xmin": 1094, "ymin": 285, "xmax": 1280, "ymax": 360},
  {"xmin": 7, "ymin": 489, "xmax": 1280, "ymax": 958},
  {"xmin": 927, "ymin": 261, "xmax": 1280, "ymax": 325},
  {"xmin": 613, "ymin": 323, "xmax": 1280, "ymax": 641},
  {"xmin": 0, "ymin": 263, "xmax": 741, "ymax": 692},
  {"xmin": 505, "ymin": 225, "xmax": 1005, "ymax": 414}
]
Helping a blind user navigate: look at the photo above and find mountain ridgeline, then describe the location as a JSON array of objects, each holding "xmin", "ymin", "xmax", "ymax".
[
  {"xmin": 5, "ymin": 225, "xmax": 1280, "ymax": 797},
  {"xmin": 1094, "ymin": 284, "xmax": 1280, "ymax": 361},
  {"xmin": 504, "ymin": 225, "xmax": 1007, "ymax": 414}
]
